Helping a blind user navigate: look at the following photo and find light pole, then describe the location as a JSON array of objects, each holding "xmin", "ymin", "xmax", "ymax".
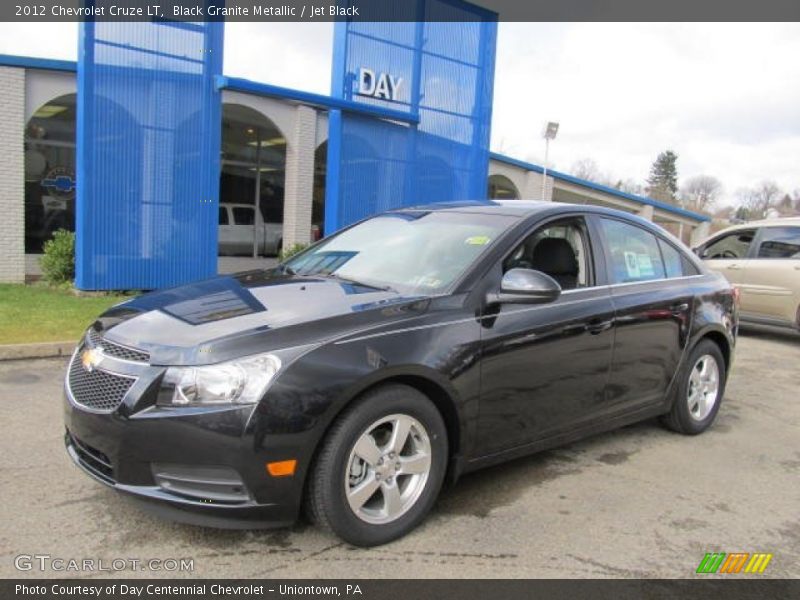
[{"xmin": 541, "ymin": 121, "xmax": 559, "ymax": 200}]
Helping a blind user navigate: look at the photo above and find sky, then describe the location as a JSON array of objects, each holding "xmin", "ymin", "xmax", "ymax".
[{"xmin": 1, "ymin": 21, "xmax": 798, "ymax": 206}]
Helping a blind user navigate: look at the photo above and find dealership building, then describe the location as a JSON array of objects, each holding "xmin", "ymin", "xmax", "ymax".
[{"xmin": 0, "ymin": 40, "xmax": 710, "ymax": 287}]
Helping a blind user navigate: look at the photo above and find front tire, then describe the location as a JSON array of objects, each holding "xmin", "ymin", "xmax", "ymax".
[
  {"xmin": 306, "ymin": 384, "xmax": 448, "ymax": 546},
  {"xmin": 661, "ymin": 339, "xmax": 727, "ymax": 435}
]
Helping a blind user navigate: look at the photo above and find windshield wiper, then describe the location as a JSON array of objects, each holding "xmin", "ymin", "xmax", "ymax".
[{"xmin": 306, "ymin": 272, "xmax": 395, "ymax": 292}]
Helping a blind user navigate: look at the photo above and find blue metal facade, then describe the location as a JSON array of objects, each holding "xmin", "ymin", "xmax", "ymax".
[
  {"xmin": 76, "ymin": 15, "xmax": 223, "ymax": 290},
  {"xmin": 325, "ymin": 2, "xmax": 498, "ymax": 233}
]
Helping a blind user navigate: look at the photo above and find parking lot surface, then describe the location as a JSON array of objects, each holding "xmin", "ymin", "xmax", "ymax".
[{"xmin": 1, "ymin": 327, "xmax": 798, "ymax": 579}]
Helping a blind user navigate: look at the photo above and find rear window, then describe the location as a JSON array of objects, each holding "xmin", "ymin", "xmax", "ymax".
[
  {"xmin": 599, "ymin": 218, "xmax": 666, "ymax": 284},
  {"xmin": 218, "ymin": 207, "xmax": 228, "ymax": 225}
]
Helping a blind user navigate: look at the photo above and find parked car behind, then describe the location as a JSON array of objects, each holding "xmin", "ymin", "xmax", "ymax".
[
  {"xmin": 218, "ymin": 203, "xmax": 282, "ymax": 256},
  {"xmin": 694, "ymin": 218, "xmax": 800, "ymax": 331}
]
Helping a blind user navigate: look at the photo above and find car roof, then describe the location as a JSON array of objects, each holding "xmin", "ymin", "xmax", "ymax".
[
  {"xmin": 704, "ymin": 216, "xmax": 800, "ymax": 238},
  {"xmin": 393, "ymin": 199, "xmax": 658, "ymax": 226}
]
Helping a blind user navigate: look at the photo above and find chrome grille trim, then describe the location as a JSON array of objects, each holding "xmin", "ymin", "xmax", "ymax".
[
  {"xmin": 87, "ymin": 328, "xmax": 150, "ymax": 364},
  {"xmin": 66, "ymin": 346, "xmax": 137, "ymax": 413}
]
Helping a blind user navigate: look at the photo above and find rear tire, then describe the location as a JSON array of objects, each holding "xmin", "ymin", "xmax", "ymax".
[
  {"xmin": 660, "ymin": 339, "xmax": 727, "ymax": 435},
  {"xmin": 306, "ymin": 384, "xmax": 448, "ymax": 546}
]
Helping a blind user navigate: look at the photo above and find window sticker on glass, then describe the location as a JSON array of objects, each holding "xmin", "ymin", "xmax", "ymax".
[
  {"xmin": 624, "ymin": 251, "xmax": 641, "ymax": 278},
  {"xmin": 465, "ymin": 235, "xmax": 491, "ymax": 245},
  {"xmin": 637, "ymin": 253, "xmax": 655, "ymax": 277}
]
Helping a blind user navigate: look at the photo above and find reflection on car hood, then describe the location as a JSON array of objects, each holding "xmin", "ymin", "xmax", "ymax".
[{"xmin": 94, "ymin": 270, "xmax": 429, "ymax": 365}]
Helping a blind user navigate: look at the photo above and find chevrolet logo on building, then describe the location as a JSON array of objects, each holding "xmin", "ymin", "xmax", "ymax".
[{"xmin": 81, "ymin": 347, "xmax": 103, "ymax": 372}]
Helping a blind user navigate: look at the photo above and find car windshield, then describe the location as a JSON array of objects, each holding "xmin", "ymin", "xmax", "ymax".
[{"xmin": 283, "ymin": 211, "xmax": 514, "ymax": 295}]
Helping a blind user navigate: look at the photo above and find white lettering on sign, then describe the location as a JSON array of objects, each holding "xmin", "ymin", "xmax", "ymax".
[{"xmin": 358, "ymin": 68, "xmax": 403, "ymax": 101}]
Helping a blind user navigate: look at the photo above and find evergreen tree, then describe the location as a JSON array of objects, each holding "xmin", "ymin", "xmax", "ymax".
[{"xmin": 646, "ymin": 150, "xmax": 679, "ymax": 203}]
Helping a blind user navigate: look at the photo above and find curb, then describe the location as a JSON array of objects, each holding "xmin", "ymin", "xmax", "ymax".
[{"xmin": 0, "ymin": 341, "xmax": 75, "ymax": 361}]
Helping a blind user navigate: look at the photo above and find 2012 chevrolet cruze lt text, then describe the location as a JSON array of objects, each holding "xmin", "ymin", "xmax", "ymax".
[{"xmin": 64, "ymin": 201, "xmax": 737, "ymax": 546}]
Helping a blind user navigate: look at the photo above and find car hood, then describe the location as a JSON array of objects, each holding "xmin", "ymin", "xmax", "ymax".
[{"xmin": 94, "ymin": 270, "xmax": 430, "ymax": 365}]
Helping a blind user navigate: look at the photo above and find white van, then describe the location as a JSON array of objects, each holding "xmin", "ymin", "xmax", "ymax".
[{"xmin": 218, "ymin": 203, "xmax": 282, "ymax": 256}]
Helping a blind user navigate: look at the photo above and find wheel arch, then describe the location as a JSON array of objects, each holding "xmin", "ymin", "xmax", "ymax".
[
  {"xmin": 697, "ymin": 328, "xmax": 732, "ymax": 372},
  {"xmin": 307, "ymin": 370, "xmax": 465, "ymax": 488}
]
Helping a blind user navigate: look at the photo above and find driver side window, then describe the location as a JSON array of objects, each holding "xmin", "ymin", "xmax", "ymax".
[
  {"xmin": 502, "ymin": 218, "xmax": 592, "ymax": 290},
  {"xmin": 702, "ymin": 229, "xmax": 755, "ymax": 259}
]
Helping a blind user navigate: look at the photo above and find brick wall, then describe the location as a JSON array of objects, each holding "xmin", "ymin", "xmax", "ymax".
[
  {"xmin": 0, "ymin": 66, "xmax": 25, "ymax": 283},
  {"xmin": 282, "ymin": 104, "xmax": 317, "ymax": 249}
]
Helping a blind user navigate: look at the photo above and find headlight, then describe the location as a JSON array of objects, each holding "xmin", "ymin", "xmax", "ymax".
[{"xmin": 160, "ymin": 354, "xmax": 281, "ymax": 407}]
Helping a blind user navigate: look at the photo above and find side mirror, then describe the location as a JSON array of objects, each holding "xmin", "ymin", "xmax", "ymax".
[{"xmin": 487, "ymin": 268, "xmax": 562, "ymax": 305}]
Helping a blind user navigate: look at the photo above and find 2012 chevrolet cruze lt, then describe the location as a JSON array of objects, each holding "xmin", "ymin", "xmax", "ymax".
[{"xmin": 64, "ymin": 201, "xmax": 737, "ymax": 546}]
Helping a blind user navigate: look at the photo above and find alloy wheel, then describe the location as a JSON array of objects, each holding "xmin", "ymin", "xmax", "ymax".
[
  {"xmin": 344, "ymin": 414, "xmax": 432, "ymax": 525},
  {"xmin": 686, "ymin": 354, "xmax": 720, "ymax": 421}
]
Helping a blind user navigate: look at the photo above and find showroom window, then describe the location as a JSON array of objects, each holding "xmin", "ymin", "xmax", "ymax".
[
  {"xmin": 599, "ymin": 218, "xmax": 667, "ymax": 284},
  {"xmin": 219, "ymin": 104, "xmax": 286, "ymax": 256},
  {"xmin": 24, "ymin": 94, "xmax": 77, "ymax": 254},
  {"xmin": 488, "ymin": 174, "xmax": 520, "ymax": 200}
]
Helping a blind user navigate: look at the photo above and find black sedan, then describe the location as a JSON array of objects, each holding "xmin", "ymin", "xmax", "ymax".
[{"xmin": 64, "ymin": 201, "xmax": 737, "ymax": 546}]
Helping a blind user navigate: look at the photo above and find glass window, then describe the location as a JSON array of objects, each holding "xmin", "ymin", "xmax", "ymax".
[
  {"xmin": 702, "ymin": 229, "xmax": 755, "ymax": 260},
  {"xmin": 284, "ymin": 212, "xmax": 515, "ymax": 295},
  {"xmin": 756, "ymin": 227, "xmax": 800, "ymax": 259},
  {"xmin": 503, "ymin": 218, "xmax": 592, "ymax": 290},
  {"xmin": 24, "ymin": 94, "xmax": 77, "ymax": 253},
  {"xmin": 659, "ymin": 239, "xmax": 687, "ymax": 278},
  {"xmin": 232, "ymin": 206, "xmax": 255, "ymax": 225},
  {"xmin": 218, "ymin": 207, "xmax": 228, "ymax": 225},
  {"xmin": 599, "ymin": 218, "xmax": 666, "ymax": 284}
]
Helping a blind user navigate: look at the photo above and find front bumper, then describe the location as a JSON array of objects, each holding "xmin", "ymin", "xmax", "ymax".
[{"xmin": 62, "ymin": 346, "xmax": 309, "ymax": 529}]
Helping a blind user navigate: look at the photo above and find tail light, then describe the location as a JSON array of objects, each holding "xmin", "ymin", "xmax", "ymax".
[{"xmin": 732, "ymin": 286, "xmax": 741, "ymax": 307}]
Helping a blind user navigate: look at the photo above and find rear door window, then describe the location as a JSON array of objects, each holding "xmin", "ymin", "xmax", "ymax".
[
  {"xmin": 598, "ymin": 218, "xmax": 666, "ymax": 284},
  {"xmin": 756, "ymin": 227, "xmax": 800, "ymax": 259},
  {"xmin": 232, "ymin": 207, "xmax": 255, "ymax": 225},
  {"xmin": 219, "ymin": 206, "xmax": 229, "ymax": 225}
]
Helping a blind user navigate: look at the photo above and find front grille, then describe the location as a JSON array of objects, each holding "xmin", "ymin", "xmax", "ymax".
[
  {"xmin": 67, "ymin": 348, "xmax": 136, "ymax": 412},
  {"xmin": 66, "ymin": 431, "xmax": 115, "ymax": 483},
  {"xmin": 87, "ymin": 328, "xmax": 149, "ymax": 363}
]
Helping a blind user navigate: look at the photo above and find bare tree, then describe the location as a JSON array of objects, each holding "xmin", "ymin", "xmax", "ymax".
[
  {"xmin": 679, "ymin": 175, "xmax": 722, "ymax": 213},
  {"xmin": 615, "ymin": 179, "xmax": 644, "ymax": 195},
  {"xmin": 570, "ymin": 158, "xmax": 602, "ymax": 182},
  {"xmin": 735, "ymin": 181, "xmax": 783, "ymax": 220}
]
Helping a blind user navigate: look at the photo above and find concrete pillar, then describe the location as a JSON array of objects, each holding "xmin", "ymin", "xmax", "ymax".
[
  {"xmin": 522, "ymin": 171, "xmax": 554, "ymax": 201},
  {"xmin": 0, "ymin": 66, "xmax": 25, "ymax": 283},
  {"xmin": 282, "ymin": 104, "xmax": 316, "ymax": 249},
  {"xmin": 690, "ymin": 221, "xmax": 711, "ymax": 247},
  {"xmin": 637, "ymin": 204, "xmax": 654, "ymax": 221}
]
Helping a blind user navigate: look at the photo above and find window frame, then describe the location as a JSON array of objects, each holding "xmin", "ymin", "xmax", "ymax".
[
  {"xmin": 751, "ymin": 225, "xmax": 800, "ymax": 260},
  {"xmin": 698, "ymin": 228, "xmax": 758, "ymax": 260},
  {"xmin": 497, "ymin": 214, "xmax": 601, "ymax": 292}
]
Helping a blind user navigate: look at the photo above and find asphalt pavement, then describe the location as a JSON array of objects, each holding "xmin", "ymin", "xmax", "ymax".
[{"xmin": 1, "ymin": 326, "xmax": 798, "ymax": 579}]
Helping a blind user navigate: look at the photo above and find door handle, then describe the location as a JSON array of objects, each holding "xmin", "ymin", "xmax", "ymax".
[
  {"xmin": 586, "ymin": 319, "xmax": 613, "ymax": 335},
  {"xmin": 670, "ymin": 302, "xmax": 690, "ymax": 315},
  {"xmin": 726, "ymin": 264, "xmax": 741, "ymax": 270}
]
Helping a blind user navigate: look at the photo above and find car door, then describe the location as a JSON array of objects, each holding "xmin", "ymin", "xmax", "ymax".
[
  {"xmin": 739, "ymin": 226, "xmax": 800, "ymax": 324},
  {"xmin": 595, "ymin": 216, "xmax": 694, "ymax": 411},
  {"xmin": 476, "ymin": 215, "xmax": 616, "ymax": 455},
  {"xmin": 696, "ymin": 228, "xmax": 757, "ymax": 292},
  {"xmin": 217, "ymin": 205, "xmax": 234, "ymax": 255},
  {"xmin": 231, "ymin": 206, "xmax": 256, "ymax": 255}
]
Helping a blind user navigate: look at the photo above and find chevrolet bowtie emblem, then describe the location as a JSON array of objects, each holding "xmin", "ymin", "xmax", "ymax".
[{"xmin": 81, "ymin": 347, "xmax": 103, "ymax": 372}]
